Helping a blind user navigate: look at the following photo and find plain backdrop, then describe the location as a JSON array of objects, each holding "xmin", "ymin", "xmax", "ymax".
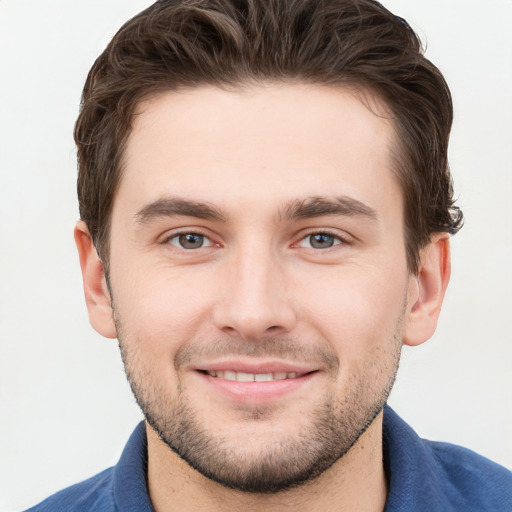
[{"xmin": 1, "ymin": 1, "xmax": 511, "ymax": 510}]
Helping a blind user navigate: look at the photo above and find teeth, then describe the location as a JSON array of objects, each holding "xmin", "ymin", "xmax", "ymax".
[
  {"xmin": 206, "ymin": 371, "xmax": 302, "ymax": 382},
  {"xmin": 255, "ymin": 373, "xmax": 273, "ymax": 382}
]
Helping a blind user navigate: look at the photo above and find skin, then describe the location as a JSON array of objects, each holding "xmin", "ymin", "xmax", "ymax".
[{"xmin": 75, "ymin": 83, "xmax": 450, "ymax": 512}]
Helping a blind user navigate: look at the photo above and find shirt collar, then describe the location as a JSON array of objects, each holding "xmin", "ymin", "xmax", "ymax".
[
  {"xmin": 383, "ymin": 406, "xmax": 448, "ymax": 511},
  {"xmin": 112, "ymin": 421, "xmax": 155, "ymax": 512}
]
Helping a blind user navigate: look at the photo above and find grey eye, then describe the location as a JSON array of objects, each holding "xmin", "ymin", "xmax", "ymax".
[
  {"xmin": 297, "ymin": 232, "xmax": 344, "ymax": 250},
  {"xmin": 169, "ymin": 233, "xmax": 210, "ymax": 249},
  {"xmin": 309, "ymin": 233, "xmax": 336, "ymax": 249}
]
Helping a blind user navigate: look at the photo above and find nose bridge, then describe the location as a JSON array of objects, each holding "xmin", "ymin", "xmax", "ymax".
[{"xmin": 213, "ymin": 241, "xmax": 296, "ymax": 338}]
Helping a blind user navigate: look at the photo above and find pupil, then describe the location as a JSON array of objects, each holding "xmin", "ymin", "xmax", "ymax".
[
  {"xmin": 310, "ymin": 233, "xmax": 334, "ymax": 248},
  {"xmin": 179, "ymin": 233, "xmax": 203, "ymax": 249}
]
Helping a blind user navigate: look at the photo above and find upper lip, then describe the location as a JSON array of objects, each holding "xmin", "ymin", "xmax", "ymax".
[{"xmin": 193, "ymin": 360, "xmax": 319, "ymax": 375}]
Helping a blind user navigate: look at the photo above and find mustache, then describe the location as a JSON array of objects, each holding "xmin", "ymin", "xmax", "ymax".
[{"xmin": 174, "ymin": 337, "xmax": 339, "ymax": 371}]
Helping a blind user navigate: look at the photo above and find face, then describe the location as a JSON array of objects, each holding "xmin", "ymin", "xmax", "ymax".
[{"xmin": 106, "ymin": 84, "xmax": 416, "ymax": 492}]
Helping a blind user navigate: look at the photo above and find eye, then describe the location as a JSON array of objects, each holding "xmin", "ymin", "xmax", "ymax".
[
  {"xmin": 168, "ymin": 232, "xmax": 212, "ymax": 249},
  {"xmin": 298, "ymin": 232, "xmax": 344, "ymax": 249}
]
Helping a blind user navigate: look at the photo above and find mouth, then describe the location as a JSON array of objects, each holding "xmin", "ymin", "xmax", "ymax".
[
  {"xmin": 200, "ymin": 370, "xmax": 308, "ymax": 382},
  {"xmin": 193, "ymin": 364, "xmax": 319, "ymax": 403}
]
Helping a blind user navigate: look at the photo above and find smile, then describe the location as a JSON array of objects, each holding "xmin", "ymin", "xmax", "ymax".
[{"xmin": 204, "ymin": 370, "xmax": 304, "ymax": 382}]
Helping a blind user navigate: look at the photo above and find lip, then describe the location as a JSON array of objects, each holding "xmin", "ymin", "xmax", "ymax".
[{"xmin": 191, "ymin": 359, "xmax": 320, "ymax": 403}]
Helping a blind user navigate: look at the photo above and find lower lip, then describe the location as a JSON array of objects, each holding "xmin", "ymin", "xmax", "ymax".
[{"xmin": 195, "ymin": 371, "xmax": 317, "ymax": 403}]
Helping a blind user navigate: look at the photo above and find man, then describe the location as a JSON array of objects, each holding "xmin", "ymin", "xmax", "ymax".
[{"xmin": 25, "ymin": 0, "xmax": 512, "ymax": 510}]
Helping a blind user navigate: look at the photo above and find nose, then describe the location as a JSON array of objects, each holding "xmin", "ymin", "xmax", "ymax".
[{"xmin": 212, "ymin": 246, "xmax": 298, "ymax": 340}]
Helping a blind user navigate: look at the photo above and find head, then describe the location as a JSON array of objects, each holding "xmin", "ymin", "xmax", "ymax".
[{"xmin": 74, "ymin": 0, "xmax": 462, "ymax": 495}]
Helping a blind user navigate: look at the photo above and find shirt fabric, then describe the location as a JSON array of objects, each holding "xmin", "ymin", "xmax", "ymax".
[{"xmin": 25, "ymin": 406, "xmax": 512, "ymax": 511}]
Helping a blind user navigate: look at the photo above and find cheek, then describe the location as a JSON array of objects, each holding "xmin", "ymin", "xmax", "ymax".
[
  {"xmin": 296, "ymin": 264, "xmax": 407, "ymax": 357},
  {"xmin": 112, "ymin": 266, "xmax": 215, "ymax": 353}
]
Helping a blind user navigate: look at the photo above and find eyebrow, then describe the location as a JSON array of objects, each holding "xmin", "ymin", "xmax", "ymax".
[
  {"xmin": 135, "ymin": 197, "xmax": 226, "ymax": 224},
  {"xmin": 280, "ymin": 196, "xmax": 377, "ymax": 222},
  {"xmin": 134, "ymin": 195, "xmax": 377, "ymax": 225}
]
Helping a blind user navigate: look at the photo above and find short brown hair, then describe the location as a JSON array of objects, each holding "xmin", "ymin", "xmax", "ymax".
[{"xmin": 75, "ymin": 0, "xmax": 463, "ymax": 273}]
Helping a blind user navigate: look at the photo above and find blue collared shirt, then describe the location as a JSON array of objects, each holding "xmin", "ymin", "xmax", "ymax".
[{"xmin": 25, "ymin": 407, "xmax": 512, "ymax": 511}]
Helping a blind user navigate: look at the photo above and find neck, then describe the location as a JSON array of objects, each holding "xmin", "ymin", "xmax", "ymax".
[{"xmin": 146, "ymin": 412, "xmax": 387, "ymax": 512}]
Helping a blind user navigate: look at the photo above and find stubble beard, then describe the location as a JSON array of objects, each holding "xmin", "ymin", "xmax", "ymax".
[{"xmin": 116, "ymin": 323, "xmax": 403, "ymax": 494}]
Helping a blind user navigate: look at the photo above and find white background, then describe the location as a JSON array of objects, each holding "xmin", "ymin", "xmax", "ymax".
[{"xmin": 1, "ymin": 1, "xmax": 511, "ymax": 510}]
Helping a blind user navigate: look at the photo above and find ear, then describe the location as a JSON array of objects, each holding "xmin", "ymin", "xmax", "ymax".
[
  {"xmin": 403, "ymin": 233, "xmax": 451, "ymax": 346},
  {"xmin": 74, "ymin": 221, "xmax": 117, "ymax": 339}
]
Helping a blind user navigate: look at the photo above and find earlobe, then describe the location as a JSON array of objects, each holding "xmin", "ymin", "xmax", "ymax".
[
  {"xmin": 403, "ymin": 234, "xmax": 451, "ymax": 347},
  {"xmin": 74, "ymin": 221, "xmax": 117, "ymax": 339}
]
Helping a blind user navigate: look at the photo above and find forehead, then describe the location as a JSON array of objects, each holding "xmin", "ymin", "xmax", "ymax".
[{"xmin": 116, "ymin": 83, "xmax": 401, "ymax": 223}]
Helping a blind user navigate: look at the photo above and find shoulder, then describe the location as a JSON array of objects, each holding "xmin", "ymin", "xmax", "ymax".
[
  {"xmin": 383, "ymin": 407, "xmax": 512, "ymax": 511},
  {"xmin": 426, "ymin": 439, "xmax": 512, "ymax": 509},
  {"xmin": 23, "ymin": 467, "xmax": 116, "ymax": 512},
  {"xmin": 23, "ymin": 422, "xmax": 153, "ymax": 512}
]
